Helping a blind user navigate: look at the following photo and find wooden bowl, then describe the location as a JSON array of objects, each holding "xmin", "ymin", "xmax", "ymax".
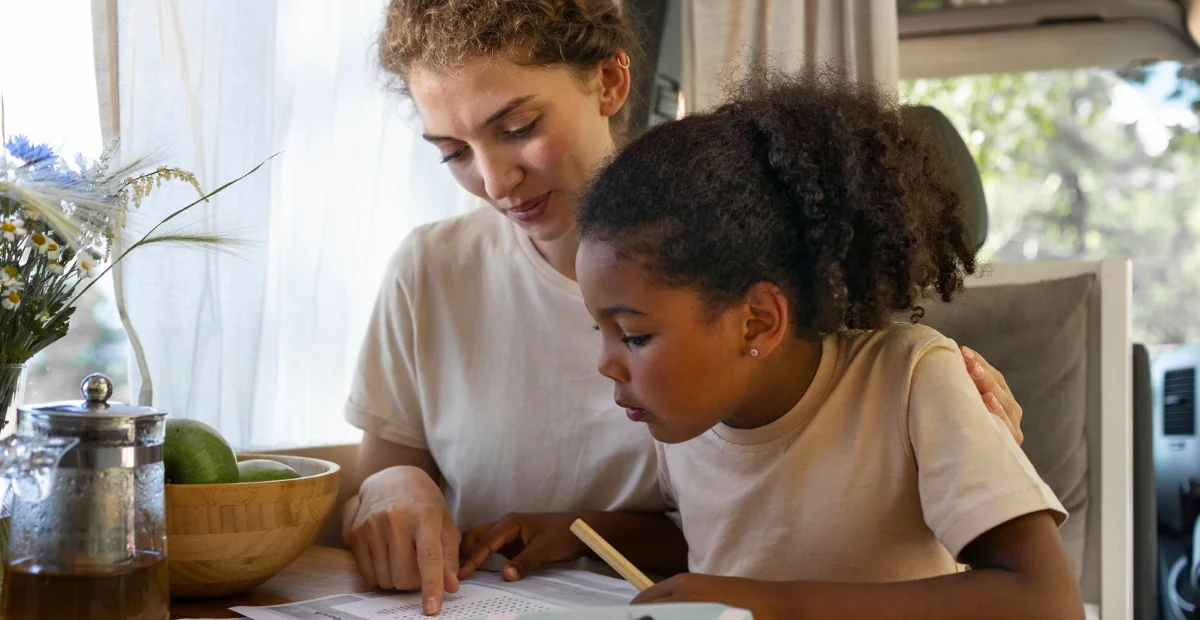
[{"xmin": 165, "ymin": 453, "xmax": 340, "ymax": 599}]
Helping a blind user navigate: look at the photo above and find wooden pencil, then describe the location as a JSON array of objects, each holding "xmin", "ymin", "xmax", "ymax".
[{"xmin": 570, "ymin": 518, "xmax": 655, "ymax": 592}]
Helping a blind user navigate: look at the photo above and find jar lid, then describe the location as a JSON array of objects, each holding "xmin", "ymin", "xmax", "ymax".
[{"xmin": 19, "ymin": 374, "xmax": 165, "ymax": 420}]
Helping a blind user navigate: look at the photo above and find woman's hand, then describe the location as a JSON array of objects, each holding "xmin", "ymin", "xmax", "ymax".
[
  {"xmin": 632, "ymin": 574, "xmax": 785, "ymax": 620},
  {"xmin": 345, "ymin": 465, "xmax": 461, "ymax": 615},
  {"xmin": 961, "ymin": 346, "xmax": 1024, "ymax": 445},
  {"xmin": 458, "ymin": 512, "xmax": 587, "ymax": 581}
]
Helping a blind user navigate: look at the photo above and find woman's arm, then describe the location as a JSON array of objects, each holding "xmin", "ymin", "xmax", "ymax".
[
  {"xmin": 634, "ymin": 512, "xmax": 1083, "ymax": 620},
  {"xmin": 341, "ymin": 433, "xmax": 440, "ymax": 543}
]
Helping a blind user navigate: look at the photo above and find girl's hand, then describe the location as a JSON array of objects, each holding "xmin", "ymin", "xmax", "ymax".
[
  {"xmin": 631, "ymin": 574, "xmax": 784, "ymax": 620},
  {"xmin": 458, "ymin": 512, "xmax": 587, "ymax": 581},
  {"xmin": 961, "ymin": 346, "xmax": 1024, "ymax": 445}
]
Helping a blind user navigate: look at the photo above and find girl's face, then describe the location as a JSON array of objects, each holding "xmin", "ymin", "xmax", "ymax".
[
  {"xmin": 408, "ymin": 57, "xmax": 628, "ymax": 246},
  {"xmin": 577, "ymin": 240, "xmax": 765, "ymax": 444}
]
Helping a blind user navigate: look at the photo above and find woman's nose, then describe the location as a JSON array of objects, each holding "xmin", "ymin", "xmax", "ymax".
[{"xmin": 477, "ymin": 150, "xmax": 523, "ymax": 202}]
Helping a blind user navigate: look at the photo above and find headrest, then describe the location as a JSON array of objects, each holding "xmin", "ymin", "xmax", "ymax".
[{"xmin": 901, "ymin": 105, "xmax": 988, "ymax": 253}]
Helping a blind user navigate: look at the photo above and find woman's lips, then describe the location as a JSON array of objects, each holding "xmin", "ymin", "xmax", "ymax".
[{"xmin": 507, "ymin": 193, "xmax": 550, "ymax": 223}]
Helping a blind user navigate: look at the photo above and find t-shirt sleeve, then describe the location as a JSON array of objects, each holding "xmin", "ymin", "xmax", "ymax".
[
  {"xmin": 907, "ymin": 339, "xmax": 1067, "ymax": 560},
  {"xmin": 344, "ymin": 234, "xmax": 429, "ymax": 450}
]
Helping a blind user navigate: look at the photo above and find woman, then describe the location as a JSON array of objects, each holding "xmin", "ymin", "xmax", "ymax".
[{"xmin": 342, "ymin": 1, "xmax": 1026, "ymax": 615}]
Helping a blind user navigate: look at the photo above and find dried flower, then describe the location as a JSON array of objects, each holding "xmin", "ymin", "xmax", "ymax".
[
  {"xmin": 0, "ymin": 133, "xmax": 270, "ymax": 378},
  {"xmin": 4, "ymin": 137, "xmax": 55, "ymax": 166}
]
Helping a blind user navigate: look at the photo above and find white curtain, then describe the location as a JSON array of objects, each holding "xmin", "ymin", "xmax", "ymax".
[
  {"xmin": 100, "ymin": 0, "xmax": 475, "ymax": 449},
  {"xmin": 682, "ymin": 0, "xmax": 900, "ymax": 113}
]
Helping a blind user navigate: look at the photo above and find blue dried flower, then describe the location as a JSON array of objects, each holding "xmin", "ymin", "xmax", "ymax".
[{"xmin": 4, "ymin": 136, "xmax": 58, "ymax": 165}]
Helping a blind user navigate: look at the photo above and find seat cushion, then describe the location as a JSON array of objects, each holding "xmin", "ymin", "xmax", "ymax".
[{"xmin": 919, "ymin": 272, "xmax": 1094, "ymax": 579}]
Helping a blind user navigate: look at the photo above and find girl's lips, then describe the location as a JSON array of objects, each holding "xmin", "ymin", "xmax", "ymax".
[{"xmin": 625, "ymin": 408, "xmax": 648, "ymax": 422}]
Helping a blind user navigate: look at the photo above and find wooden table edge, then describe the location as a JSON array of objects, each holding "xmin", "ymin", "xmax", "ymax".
[{"xmin": 169, "ymin": 546, "xmax": 370, "ymax": 619}]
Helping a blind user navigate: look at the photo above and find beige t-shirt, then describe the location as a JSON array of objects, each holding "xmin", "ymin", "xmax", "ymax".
[
  {"xmin": 658, "ymin": 324, "xmax": 1066, "ymax": 582},
  {"xmin": 346, "ymin": 207, "xmax": 664, "ymax": 530}
]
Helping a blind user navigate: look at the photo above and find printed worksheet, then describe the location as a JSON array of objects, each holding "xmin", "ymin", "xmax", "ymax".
[
  {"xmin": 330, "ymin": 584, "xmax": 561, "ymax": 618},
  {"xmin": 229, "ymin": 568, "xmax": 752, "ymax": 620}
]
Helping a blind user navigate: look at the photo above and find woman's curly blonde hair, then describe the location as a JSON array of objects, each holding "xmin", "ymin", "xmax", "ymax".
[{"xmin": 378, "ymin": 0, "xmax": 642, "ymax": 141}]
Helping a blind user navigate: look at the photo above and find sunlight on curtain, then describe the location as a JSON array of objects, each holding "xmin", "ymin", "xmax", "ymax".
[
  {"xmin": 115, "ymin": 0, "xmax": 475, "ymax": 449},
  {"xmin": 681, "ymin": 0, "xmax": 900, "ymax": 112},
  {"xmin": 0, "ymin": 0, "xmax": 133, "ymax": 407}
]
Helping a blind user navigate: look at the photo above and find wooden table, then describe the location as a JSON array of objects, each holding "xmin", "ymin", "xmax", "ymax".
[{"xmin": 170, "ymin": 546, "xmax": 370, "ymax": 619}]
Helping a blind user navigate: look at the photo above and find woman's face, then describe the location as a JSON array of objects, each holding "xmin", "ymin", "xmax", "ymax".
[{"xmin": 408, "ymin": 57, "xmax": 628, "ymax": 245}]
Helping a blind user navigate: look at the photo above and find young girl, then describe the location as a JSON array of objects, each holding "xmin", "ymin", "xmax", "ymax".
[{"xmin": 457, "ymin": 68, "xmax": 1083, "ymax": 620}]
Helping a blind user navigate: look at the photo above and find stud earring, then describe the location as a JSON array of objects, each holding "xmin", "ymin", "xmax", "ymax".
[{"xmin": 749, "ymin": 348, "xmax": 759, "ymax": 357}]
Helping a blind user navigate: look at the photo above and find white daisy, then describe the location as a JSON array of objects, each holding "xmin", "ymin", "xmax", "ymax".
[
  {"xmin": 2, "ymin": 292, "xmax": 21, "ymax": 311},
  {"xmin": 78, "ymin": 255, "xmax": 100, "ymax": 279},
  {"xmin": 35, "ymin": 311, "xmax": 51, "ymax": 325},
  {"xmin": 30, "ymin": 233, "xmax": 50, "ymax": 255},
  {"xmin": 47, "ymin": 261, "xmax": 64, "ymax": 276},
  {"xmin": 0, "ymin": 266, "xmax": 18, "ymax": 289},
  {"xmin": 46, "ymin": 241, "xmax": 61, "ymax": 261},
  {"xmin": 0, "ymin": 218, "xmax": 26, "ymax": 242}
]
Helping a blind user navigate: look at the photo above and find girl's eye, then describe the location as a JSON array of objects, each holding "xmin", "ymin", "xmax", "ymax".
[
  {"xmin": 440, "ymin": 147, "xmax": 467, "ymax": 164},
  {"xmin": 505, "ymin": 117, "xmax": 541, "ymax": 138},
  {"xmin": 621, "ymin": 334, "xmax": 651, "ymax": 347}
]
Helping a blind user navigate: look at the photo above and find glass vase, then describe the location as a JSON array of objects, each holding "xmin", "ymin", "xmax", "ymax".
[
  {"xmin": 0, "ymin": 362, "xmax": 26, "ymax": 596},
  {"xmin": 0, "ymin": 363, "xmax": 28, "ymax": 437}
]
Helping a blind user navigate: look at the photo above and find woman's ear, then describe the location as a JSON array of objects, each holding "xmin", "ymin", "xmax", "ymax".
[
  {"xmin": 597, "ymin": 53, "xmax": 631, "ymax": 119},
  {"xmin": 741, "ymin": 282, "xmax": 790, "ymax": 358}
]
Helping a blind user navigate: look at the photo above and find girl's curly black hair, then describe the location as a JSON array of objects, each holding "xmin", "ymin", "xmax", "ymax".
[{"xmin": 577, "ymin": 66, "xmax": 978, "ymax": 338}]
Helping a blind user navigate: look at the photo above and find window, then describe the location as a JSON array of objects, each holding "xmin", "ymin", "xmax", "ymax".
[
  {"xmin": 901, "ymin": 61, "xmax": 1200, "ymax": 345},
  {"xmin": 1, "ymin": 0, "xmax": 131, "ymax": 404}
]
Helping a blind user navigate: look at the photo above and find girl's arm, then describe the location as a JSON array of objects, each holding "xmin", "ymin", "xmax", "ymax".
[
  {"xmin": 633, "ymin": 511, "xmax": 1084, "ymax": 620},
  {"xmin": 458, "ymin": 510, "xmax": 689, "ymax": 580}
]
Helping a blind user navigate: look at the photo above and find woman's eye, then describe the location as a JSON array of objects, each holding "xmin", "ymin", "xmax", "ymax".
[
  {"xmin": 621, "ymin": 334, "xmax": 651, "ymax": 347},
  {"xmin": 505, "ymin": 118, "xmax": 541, "ymax": 138},
  {"xmin": 439, "ymin": 147, "xmax": 467, "ymax": 164}
]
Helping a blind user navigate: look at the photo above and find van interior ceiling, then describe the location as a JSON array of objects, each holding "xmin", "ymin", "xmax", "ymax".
[{"xmin": 897, "ymin": 0, "xmax": 1200, "ymax": 79}]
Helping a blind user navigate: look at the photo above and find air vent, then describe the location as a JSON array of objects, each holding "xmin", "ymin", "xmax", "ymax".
[{"xmin": 1164, "ymin": 368, "xmax": 1196, "ymax": 436}]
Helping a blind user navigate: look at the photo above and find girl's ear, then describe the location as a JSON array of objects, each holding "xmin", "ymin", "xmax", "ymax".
[
  {"xmin": 741, "ymin": 282, "xmax": 790, "ymax": 357},
  {"xmin": 597, "ymin": 53, "xmax": 631, "ymax": 119}
]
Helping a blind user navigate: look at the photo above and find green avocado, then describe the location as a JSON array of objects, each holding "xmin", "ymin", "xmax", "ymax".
[
  {"xmin": 163, "ymin": 418, "xmax": 239, "ymax": 484},
  {"xmin": 237, "ymin": 459, "xmax": 302, "ymax": 482}
]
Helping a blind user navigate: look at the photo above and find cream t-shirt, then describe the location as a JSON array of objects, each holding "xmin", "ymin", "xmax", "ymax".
[
  {"xmin": 658, "ymin": 324, "xmax": 1066, "ymax": 582},
  {"xmin": 346, "ymin": 207, "xmax": 664, "ymax": 530}
]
